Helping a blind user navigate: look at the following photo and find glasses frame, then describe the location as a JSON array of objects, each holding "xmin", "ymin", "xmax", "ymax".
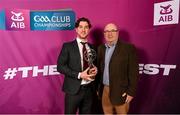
[{"xmin": 104, "ymin": 29, "xmax": 119, "ymax": 33}]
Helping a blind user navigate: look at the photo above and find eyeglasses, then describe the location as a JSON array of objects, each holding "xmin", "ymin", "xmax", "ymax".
[{"xmin": 104, "ymin": 30, "xmax": 118, "ymax": 33}]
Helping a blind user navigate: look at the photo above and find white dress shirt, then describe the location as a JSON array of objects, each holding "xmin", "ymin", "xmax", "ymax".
[{"xmin": 76, "ymin": 38, "xmax": 94, "ymax": 85}]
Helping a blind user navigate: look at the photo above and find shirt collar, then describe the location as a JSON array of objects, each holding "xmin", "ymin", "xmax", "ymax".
[
  {"xmin": 105, "ymin": 42, "xmax": 117, "ymax": 48},
  {"xmin": 76, "ymin": 37, "xmax": 88, "ymax": 44}
]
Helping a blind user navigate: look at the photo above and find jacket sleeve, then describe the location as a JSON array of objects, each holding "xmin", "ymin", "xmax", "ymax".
[
  {"xmin": 96, "ymin": 46, "xmax": 104, "ymax": 97},
  {"xmin": 57, "ymin": 43, "xmax": 79, "ymax": 79},
  {"xmin": 126, "ymin": 45, "xmax": 139, "ymax": 97}
]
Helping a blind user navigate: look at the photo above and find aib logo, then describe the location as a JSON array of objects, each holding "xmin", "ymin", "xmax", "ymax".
[
  {"xmin": 159, "ymin": 4, "xmax": 173, "ymax": 22},
  {"xmin": 160, "ymin": 5, "xmax": 173, "ymax": 14},
  {"xmin": 154, "ymin": 0, "xmax": 179, "ymax": 26},
  {"xmin": 5, "ymin": 9, "xmax": 30, "ymax": 30},
  {"xmin": 10, "ymin": 11, "xmax": 25, "ymax": 29}
]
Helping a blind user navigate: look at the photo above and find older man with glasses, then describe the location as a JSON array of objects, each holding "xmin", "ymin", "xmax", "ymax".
[{"xmin": 97, "ymin": 23, "xmax": 139, "ymax": 114}]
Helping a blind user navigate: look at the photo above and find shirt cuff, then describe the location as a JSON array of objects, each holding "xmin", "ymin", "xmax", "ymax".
[{"xmin": 78, "ymin": 72, "xmax": 81, "ymax": 79}]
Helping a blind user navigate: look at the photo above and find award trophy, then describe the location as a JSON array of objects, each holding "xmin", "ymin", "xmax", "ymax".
[
  {"xmin": 84, "ymin": 48, "xmax": 96, "ymax": 77},
  {"xmin": 84, "ymin": 48, "xmax": 96, "ymax": 68}
]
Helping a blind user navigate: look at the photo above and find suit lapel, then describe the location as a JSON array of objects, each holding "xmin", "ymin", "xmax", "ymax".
[
  {"xmin": 72, "ymin": 40, "xmax": 82, "ymax": 71},
  {"xmin": 110, "ymin": 40, "xmax": 122, "ymax": 63}
]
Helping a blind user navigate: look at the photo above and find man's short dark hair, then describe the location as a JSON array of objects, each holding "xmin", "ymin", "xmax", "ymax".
[{"xmin": 75, "ymin": 17, "xmax": 92, "ymax": 28}]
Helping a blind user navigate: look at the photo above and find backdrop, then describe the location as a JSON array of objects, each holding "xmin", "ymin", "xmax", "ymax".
[{"xmin": 0, "ymin": 0, "xmax": 180, "ymax": 114}]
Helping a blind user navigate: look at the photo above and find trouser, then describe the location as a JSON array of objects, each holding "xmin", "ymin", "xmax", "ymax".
[
  {"xmin": 102, "ymin": 85, "xmax": 129, "ymax": 114},
  {"xmin": 65, "ymin": 83, "xmax": 93, "ymax": 114}
]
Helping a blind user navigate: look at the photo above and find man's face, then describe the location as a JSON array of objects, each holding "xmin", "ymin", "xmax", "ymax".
[
  {"xmin": 76, "ymin": 21, "xmax": 90, "ymax": 39},
  {"xmin": 104, "ymin": 24, "xmax": 119, "ymax": 43}
]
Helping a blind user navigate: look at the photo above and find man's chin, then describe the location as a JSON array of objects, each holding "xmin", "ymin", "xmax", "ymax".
[{"xmin": 80, "ymin": 35, "xmax": 88, "ymax": 39}]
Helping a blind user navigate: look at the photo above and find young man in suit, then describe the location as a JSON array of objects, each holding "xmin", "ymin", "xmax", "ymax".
[
  {"xmin": 57, "ymin": 17, "xmax": 97, "ymax": 114},
  {"xmin": 97, "ymin": 23, "xmax": 139, "ymax": 114}
]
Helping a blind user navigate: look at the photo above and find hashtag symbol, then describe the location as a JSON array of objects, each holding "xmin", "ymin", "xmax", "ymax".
[{"xmin": 3, "ymin": 68, "xmax": 18, "ymax": 80}]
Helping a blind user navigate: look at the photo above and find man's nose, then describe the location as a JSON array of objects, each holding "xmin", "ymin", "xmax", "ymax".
[
  {"xmin": 82, "ymin": 28, "xmax": 86, "ymax": 31},
  {"xmin": 107, "ymin": 32, "xmax": 113, "ymax": 35}
]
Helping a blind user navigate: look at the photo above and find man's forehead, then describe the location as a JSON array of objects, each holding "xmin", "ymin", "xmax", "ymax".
[
  {"xmin": 79, "ymin": 21, "xmax": 88, "ymax": 25},
  {"xmin": 104, "ymin": 23, "xmax": 118, "ymax": 30}
]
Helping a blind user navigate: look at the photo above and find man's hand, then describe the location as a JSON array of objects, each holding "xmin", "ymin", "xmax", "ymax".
[
  {"xmin": 80, "ymin": 67, "xmax": 96, "ymax": 81},
  {"xmin": 88, "ymin": 65, "xmax": 98, "ymax": 79},
  {"xmin": 122, "ymin": 92, "xmax": 134, "ymax": 103}
]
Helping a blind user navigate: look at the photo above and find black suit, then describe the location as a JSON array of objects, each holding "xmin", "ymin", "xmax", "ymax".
[{"xmin": 57, "ymin": 39, "xmax": 96, "ymax": 114}]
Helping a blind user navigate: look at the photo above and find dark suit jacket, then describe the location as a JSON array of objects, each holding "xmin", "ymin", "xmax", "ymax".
[
  {"xmin": 57, "ymin": 40, "xmax": 96, "ymax": 95},
  {"xmin": 97, "ymin": 40, "xmax": 139, "ymax": 105}
]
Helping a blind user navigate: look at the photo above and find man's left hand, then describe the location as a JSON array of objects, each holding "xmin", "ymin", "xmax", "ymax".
[
  {"xmin": 88, "ymin": 66, "xmax": 98, "ymax": 79},
  {"xmin": 122, "ymin": 92, "xmax": 134, "ymax": 103}
]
